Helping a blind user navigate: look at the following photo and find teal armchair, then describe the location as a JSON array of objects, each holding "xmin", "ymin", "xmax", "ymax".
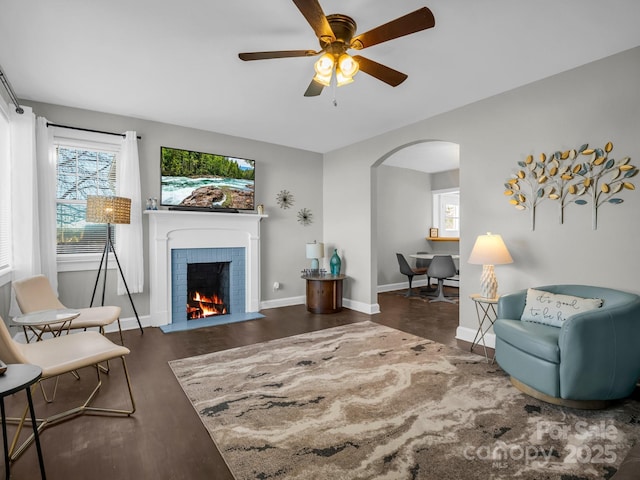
[{"xmin": 494, "ymin": 285, "xmax": 640, "ymax": 408}]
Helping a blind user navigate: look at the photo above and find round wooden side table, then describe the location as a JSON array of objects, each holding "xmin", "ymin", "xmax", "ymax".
[{"xmin": 301, "ymin": 274, "xmax": 347, "ymax": 314}]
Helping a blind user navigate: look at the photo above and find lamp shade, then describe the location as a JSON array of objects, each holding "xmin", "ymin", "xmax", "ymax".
[
  {"xmin": 86, "ymin": 196, "xmax": 131, "ymax": 224},
  {"xmin": 305, "ymin": 242, "xmax": 324, "ymax": 260},
  {"xmin": 468, "ymin": 233, "xmax": 513, "ymax": 266}
]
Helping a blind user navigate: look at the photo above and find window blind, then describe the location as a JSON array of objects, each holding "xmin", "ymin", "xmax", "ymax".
[{"xmin": 56, "ymin": 145, "xmax": 118, "ymax": 254}]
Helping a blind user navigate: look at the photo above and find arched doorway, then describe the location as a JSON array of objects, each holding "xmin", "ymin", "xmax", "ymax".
[{"xmin": 371, "ymin": 140, "xmax": 460, "ymax": 299}]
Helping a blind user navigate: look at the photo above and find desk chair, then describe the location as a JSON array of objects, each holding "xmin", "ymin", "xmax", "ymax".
[
  {"xmin": 0, "ymin": 315, "xmax": 135, "ymax": 462},
  {"xmin": 396, "ymin": 253, "xmax": 427, "ymax": 297},
  {"xmin": 13, "ymin": 275, "xmax": 123, "ymax": 345},
  {"xmin": 427, "ymin": 255, "xmax": 458, "ymax": 303},
  {"xmin": 415, "ymin": 252, "xmax": 435, "ymax": 292}
]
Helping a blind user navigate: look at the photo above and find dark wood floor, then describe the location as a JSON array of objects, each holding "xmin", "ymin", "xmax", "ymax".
[{"xmin": 5, "ymin": 288, "xmax": 471, "ymax": 479}]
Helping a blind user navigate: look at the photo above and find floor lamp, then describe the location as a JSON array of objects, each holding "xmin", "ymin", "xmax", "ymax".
[{"xmin": 86, "ymin": 195, "xmax": 143, "ymax": 334}]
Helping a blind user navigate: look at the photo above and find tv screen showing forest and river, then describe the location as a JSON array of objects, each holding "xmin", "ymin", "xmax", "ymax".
[{"xmin": 160, "ymin": 146, "xmax": 255, "ymax": 211}]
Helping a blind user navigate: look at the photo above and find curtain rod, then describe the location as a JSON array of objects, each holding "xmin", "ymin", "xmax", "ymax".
[
  {"xmin": 46, "ymin": 122, "xmax": 141, "ymax": 139},
  {"xmin": 0, "ymin": 64, "xmax": 24, "ymax": 114}
]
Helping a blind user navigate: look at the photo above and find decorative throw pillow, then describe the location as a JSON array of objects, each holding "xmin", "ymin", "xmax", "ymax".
[{"xmin": 521, "ymin": 288, "xmax": 603, "ymax": 328}]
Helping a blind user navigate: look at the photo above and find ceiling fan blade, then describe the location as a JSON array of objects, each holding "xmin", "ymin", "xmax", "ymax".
[
  {"xmin": 239, "ymin": 50, "xmax": 318, "ymax": 61},
  {"xmin": 351, "ymin": 7, "xmax": 435, "ymax": 50},
  {"xmin": 304, "ymin": 79, "xmax": 324, "ymax": 97},
  {"xmin": 292, "ymin": 0, "xmax": 335, "ymax": 42},
  {"xmin": 352, "ymin": 55, "xmax": 408, "ymax": 87}
]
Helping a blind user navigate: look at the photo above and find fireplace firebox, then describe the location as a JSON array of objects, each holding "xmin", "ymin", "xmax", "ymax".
[
  {"xmin": 186, "ymin": 262, "xmax": 230, "ymax": 319},
  {"xmin": 165, "ymin": 242, "xmax": 262, "ymax": 333}
]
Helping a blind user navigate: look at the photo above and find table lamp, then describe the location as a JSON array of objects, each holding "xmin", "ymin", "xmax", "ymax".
[
  {"xmin": 468, "ymin": 232, "xmax": 513, "ymax": 299},
  {"xmin": 305, "ymin": 241, "xmax": 324, "ymax": 270}
]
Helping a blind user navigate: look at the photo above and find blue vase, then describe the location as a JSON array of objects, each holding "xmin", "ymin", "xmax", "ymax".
[{"xmin": 330, "ymin": 249, "xmax": 341, "ymax": 275}]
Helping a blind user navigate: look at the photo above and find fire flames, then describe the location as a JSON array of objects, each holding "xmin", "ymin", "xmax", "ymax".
[{"xmin": 187, "ymin": 291, "xmax": 227, "ymax": 319}]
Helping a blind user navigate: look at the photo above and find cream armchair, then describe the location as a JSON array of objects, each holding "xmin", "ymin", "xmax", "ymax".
[
  {"xmin": 13, "ymin": 274, "xmax": 123, "ymax": 344},
  {"xmin": 0, "ymin": 315, "xmax": 135, "ymax": 461}
]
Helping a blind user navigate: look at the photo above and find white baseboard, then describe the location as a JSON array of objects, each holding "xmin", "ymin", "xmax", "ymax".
[
  {"xmin": 108, "ymin": 314, "xmax": 152, "ymax": 333},
  {"xmin": 11, "ymin": 299, "xmax": 384, "ymax": 342},
  {"xmin": 343, "ymin": 299, "xmax": 380, "ymax": 315},
  {"xmin": 260, "ymin": 296, "xmax": 305, "ymax": 310},
  {"xmin": 260, "ymin": 295, "xmax": 380, "ymax": 315},
  {"xmin": 378, "ymin": 280, "xmax": 427, "ymax": 293},
  {"xmin": 12, "ymin": 313, "xmax": 152, "ymax": 343},
  {"xmin": 455, "ymin": 325, "xmax": 495, "ymax": 349},
  {"xmin": 378, "ymin": 278, "xmax": 459, "ymax": 294}
]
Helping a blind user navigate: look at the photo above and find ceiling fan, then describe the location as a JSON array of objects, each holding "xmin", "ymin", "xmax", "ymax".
[{"xmin": 238, "ymin": 0, "xmax": 435, "ymax": 97}]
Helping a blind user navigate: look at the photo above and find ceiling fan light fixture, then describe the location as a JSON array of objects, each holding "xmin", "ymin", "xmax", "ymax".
[
  {"xmin": 239, "ymin": 3, "xmax": 436, "ymax": 97},
  {"xmin": 314, "ymin": 53, "xmax": 335, "ymax": 76},
  {"xmin": 338, "ymin": 54, "xmax": 359, "ymax": 77},
  {"xmin": 335, "ymin": 69, "xmax": 354, "ymax": 87},
  {"xmin": 313, "ymin": 71, "xmax": 332, "ymax": 87}
]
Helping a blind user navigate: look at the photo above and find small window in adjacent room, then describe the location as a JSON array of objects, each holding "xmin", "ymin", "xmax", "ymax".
[
  {"xmin": 55, "ymin": 137, "xmax": 120, "ymax": 256},
  {"xmin": 432, "ymin": 189, "xmax": 460, "ymax": 238}
]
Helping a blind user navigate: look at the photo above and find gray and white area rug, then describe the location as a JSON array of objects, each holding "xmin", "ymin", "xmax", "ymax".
[{"xmin": 169, "ymin": 321, "xmax": 640, "ymax": 479}]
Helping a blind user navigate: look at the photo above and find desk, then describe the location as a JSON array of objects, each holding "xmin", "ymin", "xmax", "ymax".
[
  {"xmin": 301, "ymin": 274, "xmax": 346, "ymax": 314},
  {"xmin": 0, "ymin": 364, "xmax": 46, "ymax": 479},
  {"xmin": 12, "ymin": 309, "xmax": 79, "ymax": 342},
  {"xmin": 470, "ymin": 294, "xmax": 498, "ymax": 363}
]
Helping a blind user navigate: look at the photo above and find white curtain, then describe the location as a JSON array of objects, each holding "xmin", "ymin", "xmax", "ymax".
[
  {"xmin": 8, "ymin": 109, "xmax": 58, "ymax": 316},
  {"xmin": 35, "ymin": 117, "xmax": 58, "ymax": 290},
  {"xmin": 115, "ymin": 131, "xmax": 144, "ymax": 295}
]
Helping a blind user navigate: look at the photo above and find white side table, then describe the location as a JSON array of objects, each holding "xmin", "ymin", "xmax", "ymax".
[
  {"xmin": 12, "ymin": 309, "xmax": 80, "ymax": 342},
  {"xmin": 469, "ymin": 294, "xmax": 499, "ymax": 363}
]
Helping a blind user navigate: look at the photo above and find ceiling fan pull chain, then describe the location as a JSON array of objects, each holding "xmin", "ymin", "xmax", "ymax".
[{"xmin": 332, "ymin": 72, "xmax": 338, "ymax": 107}]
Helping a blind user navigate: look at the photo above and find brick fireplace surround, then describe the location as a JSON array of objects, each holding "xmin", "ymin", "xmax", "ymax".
[{"xmin": 145, "ymin": 210, "xmax": 267, "ymax": 332}]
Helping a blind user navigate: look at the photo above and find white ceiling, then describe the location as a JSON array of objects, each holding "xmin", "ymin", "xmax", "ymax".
[
  {"xmin": 384, "ymin": 141, "xmax": 459, "ymax": 173},
  {"xmin": 1, "ymin": 0, "xmax": 639, "ymax": 156}
]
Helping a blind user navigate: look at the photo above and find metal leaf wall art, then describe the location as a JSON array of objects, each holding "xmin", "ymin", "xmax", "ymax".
[{"xmin": 504, "ymin": 142, "xmax": 637, "ymax": 230}]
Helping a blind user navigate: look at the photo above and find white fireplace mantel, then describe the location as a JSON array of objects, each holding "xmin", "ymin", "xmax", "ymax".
[{"xmin": 145, "ymin": 210, "xmax": 267, "ymax": 327}]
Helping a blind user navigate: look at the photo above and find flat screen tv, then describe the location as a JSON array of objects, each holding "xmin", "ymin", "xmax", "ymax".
[{"xmin": 160, "ymin": 146, "xmax": 255, "ymax": 212}]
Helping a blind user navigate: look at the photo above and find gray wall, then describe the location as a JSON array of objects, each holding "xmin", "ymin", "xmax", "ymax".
[
  {"xmin": 0, "ymin": 284, "xmax": 9, "ymax": 322},
  {"xmin": 431, "ymin": 170, "xmax": 459, "ymax": 192},
  {"xmin": 375, "ymin": 165, "xmax": 431, "ymax": 286},
  {"xmin": 1, "ymin": 101, "xmax": 323, "ymax": 320},
  {"xmin": 324, "ymin": 47, "xmax": 640, "ymax": 331},
  {"xmin": 0, "ymin": 86, "xmax": 10, "ymax": 105},
  {"xmin": 3, "ymin": 47, "xmax": 638, "ymax": 335}
]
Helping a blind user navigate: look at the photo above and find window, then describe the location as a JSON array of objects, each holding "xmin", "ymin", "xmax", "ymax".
[
  {"xmin": 0, "ymin": 104, "xmax": 10, "ymax": 280},
  {"xmin": 55, "ymin": 134, "xmax": 120, "ymax": 258},
  {"xmin": 432, "ymin": 189, "xmax": 460, "ymax": 238}
]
